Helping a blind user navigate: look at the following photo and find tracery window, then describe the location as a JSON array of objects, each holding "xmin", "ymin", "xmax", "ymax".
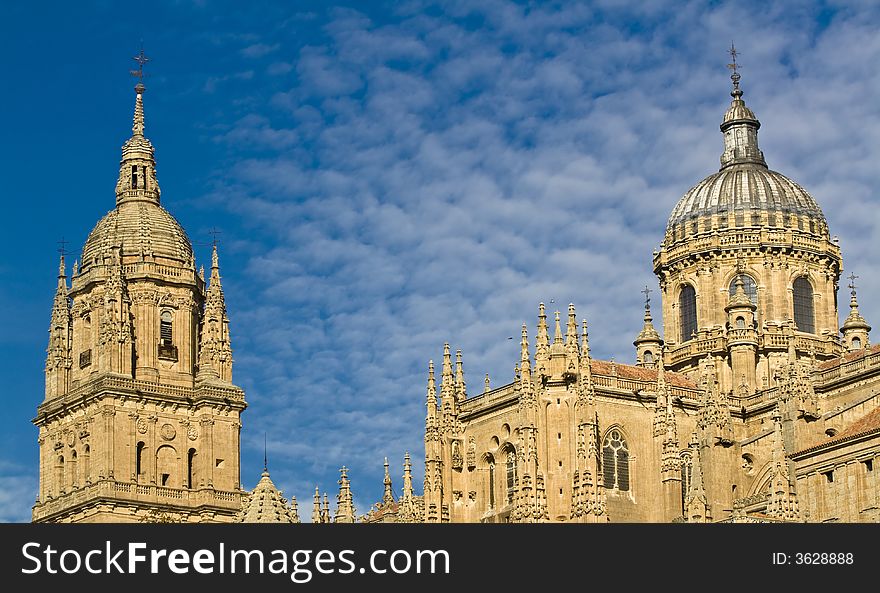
[
  {"xmin": 602, "ymin": 429, "xmax": 629, "ymax": 491},
  {"xmin": 679, "ymin": 285, "xmax": 697, "ymax": 342},
  {"xmin": 793, "ymin": 277, "xmax": 815, "ymax": 333},
  {"xmin": 505, "ymin": 448, "xmax": 517, "ymax": 504},
  {"xmin": 728, "ymin": 274, "xmax": 757, "ymax": 305}
]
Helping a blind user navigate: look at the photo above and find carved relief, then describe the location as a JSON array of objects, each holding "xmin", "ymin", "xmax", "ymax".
[
  {"xmin": 451, "ymin": 439, "xmax": 463, "ymax": 471},
  {"xmin": 136, "ymin": 418, "xmax": 148, "ymax": 434},
  {"xmin": 160, "ymin": 423, "xmax": 176, "ymax": 441}
]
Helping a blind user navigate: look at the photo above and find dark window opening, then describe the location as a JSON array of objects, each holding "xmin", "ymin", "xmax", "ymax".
[
  {"xmin": 506, "ymin": 450, "xmax": 516, "ymax": 504},
  {"xmin": 136, "ymin": 441, "xmax": 145, "ymax": 477},
  {"xmin": 793, "ymin": 277, "xmax": 815, "ymax": 333},
  {"xmin": 161, "ymin": 473, "xmax": 170, "ymax": 486},
  {"xmin": 131, "ymin": 165, "xmax": 138, "ymax": 189},
  {"xmin": 602, "ymin": 429, "xmax": 630, "ymax": 491},
  {"xmin": 823, "ymin": 470, "xmax": 833, "ymax": 483},
  {"xmin": 865, "ymin": 459, "xmax": 873, "ymax": 473},
  {"xmin": 729, "ymin": 274, "xmax": 758, "ymax": 305},
  {"xmin": 679, "ymin": 285, "xmax": 697, "ymax": 342}
]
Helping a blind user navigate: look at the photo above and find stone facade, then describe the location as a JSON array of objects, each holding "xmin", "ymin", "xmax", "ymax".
[
  {"xmin": 35, "ymin": 59, "xmax": 880, "ymax": 525},
  {"xmin": 33, "ymin": 80, "xmax": 247, "ymax": 523},
  {"xmin": 402, "ymin": 71, "xmax": 880, "ymax": 524}
]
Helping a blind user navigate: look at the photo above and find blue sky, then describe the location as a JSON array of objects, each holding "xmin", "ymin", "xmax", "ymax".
[{"xmin": 1, "ymin": 0, "xmax": 878, "ymax": 522}]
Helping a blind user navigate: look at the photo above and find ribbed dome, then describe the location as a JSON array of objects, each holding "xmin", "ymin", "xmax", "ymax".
[
  {"xmin": 667, "ymin": 165, "xmax": 829, "ymax": 237},
  {"xmin": 665, "ymin": 75, "xmax": 829, "ymax": 241},
  {"xmin": 81, "ymin": 201, "xmax": 193, "ymax": 268}
]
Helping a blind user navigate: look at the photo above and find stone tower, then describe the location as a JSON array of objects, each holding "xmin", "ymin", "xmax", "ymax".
[
  {"xmin": 653, "ymin": 64, "xmax": 845, "ymax": 393},
  {"xmin": 32, "ymin": 68, "xmax": 247, "ymax": 523}
]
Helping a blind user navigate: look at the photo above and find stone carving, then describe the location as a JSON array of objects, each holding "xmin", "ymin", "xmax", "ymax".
[
  {"xmin": 160, "ymin": 423, "xmax": 176, "ymax": 441},
  {"xmin": 136, "ymin": 418, "xmax": 147, "ymax": 434}
]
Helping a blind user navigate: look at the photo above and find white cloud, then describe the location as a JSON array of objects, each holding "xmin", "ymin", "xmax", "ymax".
[{"xmin": 207, "ymin": 1, "xmax": 880, "ymax": 512}]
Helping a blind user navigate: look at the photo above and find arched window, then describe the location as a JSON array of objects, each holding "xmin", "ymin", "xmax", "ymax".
[
  {"xmin": 728, "ymin": 274, "xmax": 758, "ymax": 305},
  {"xmin": 680, "ymin": 450, "xmax": 693, "ymax": 514},
  {"xmin": 187, "ymin": 448, "xmax": 197, "ymax": 489},
  {"xmin": 643, "ymin": 350, "xmax": 654, "ymax": 365},
  {"xmin": 735, "ymin": 316, "xmax": 745, "ymax": 329},
  {"xmin": 69, "ymin": 450, "xmax": 78, "ymax": 488},
  {"xmin": 487, "ymin": 456, "xmax": 496, "ymax": 510},
  {"xmin": 602, "ymin": 429, "xmax": 630, "ymax": 491},
  {"xmin": 793, "ymin": 277, "xmax": 815, "ymax": 333},
  {"xmin": 83, "ymin": 445, "xmax": 90, "ymax": 485},
  {"xmin": 852, "ymin": 337, "xmax": 862, "ymax": 350},
  {"xmin": 136, "ymin": 441, "xmax": 145, "ymax": 480},
  {"xmin": 679, "ymin": 285, "xmax": 697, "ymax": 342},
  {"xmin": 505, "ymin": 448, "xmax": 517, "ymax": 505},
  {"xmin": 156, "ymin": 445, "xmax": 177, "ymax": 488},
  {"xmin": 56, "ymin": 455, "xmax": 64, "ymax": 493},
  {"xmin": 160, "ymin": 310, "xmax": 173, "ymax": 345}
]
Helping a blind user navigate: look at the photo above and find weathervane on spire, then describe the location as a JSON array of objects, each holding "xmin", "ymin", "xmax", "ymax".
[
  {"xmin": 848, "ymin": 272, "xmax": 859, "ymax": 296},
  {"xmin": 57, "ymin": 237, "xmax": 69, "ymax": 259},
  {"xmin": 641, "ymin": 285, "xmax": 652, "ymax": 310},
  {"xmin": 131, "ymin": 47, "xmax": 149, "ymax": 92},
  {"xmin": 727, "ymin": 42, "xmax": 742, "ymax": 96}
]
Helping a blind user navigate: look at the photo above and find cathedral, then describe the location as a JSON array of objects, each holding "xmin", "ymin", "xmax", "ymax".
[{"xmin": 33, "ymin": 56, "xmax": 880, "ymax": 523}]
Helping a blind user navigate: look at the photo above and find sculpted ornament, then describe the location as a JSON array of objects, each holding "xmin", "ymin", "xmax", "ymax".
[
  {"xmin": 187, "ymin": 424, "xmax": 199, "ymax": 441},
  {"xmin": 136, "ymin": 418, "xmax": 148, "ymax": 434},
  {"xmin": 160, "ymin": 423, "xmax": 176, "ymax": 441}
]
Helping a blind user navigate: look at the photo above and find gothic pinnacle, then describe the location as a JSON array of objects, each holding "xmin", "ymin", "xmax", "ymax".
[
  {"xmin": 383, "ymin": 457, "xmax": 394, "ymax": 504},
  {"xmin": 455, "ymin": 349, "xmax": 466, "ymax": 400},
  {"xmin": 553, "ymin": 311, "xmax": 563, "ymax": 344}
]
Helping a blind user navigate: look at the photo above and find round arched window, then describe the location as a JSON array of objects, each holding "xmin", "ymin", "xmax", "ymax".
[{"xmin": 729, "ymin": 274, "xmax": 758, "ymax": 305}]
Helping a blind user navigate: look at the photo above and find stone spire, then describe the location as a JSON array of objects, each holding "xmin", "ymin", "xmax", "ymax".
[
  {"xmin": 685, "ymin": 432, "xmax": 709, "ymax": 522},
  {"xmin": 652, "ymin": 349, "xmax": 669, "ymax": 437},
  {"xmin": 335, "ymin": 466, "xmax": 356, "ymax": 523},
  {"xmin": 398, "ymin": 452, "xmax": 416, "ymax": 523},
  {"xmin": 535, "ymin": 303, "xmax": 550, "ymax": 377},
  {"xmin": 841, "ymin": 273, "xmax": 871, "ymax": 350},
  {"xmin": 766, "ymin": 408, "xmax": 800, "ymax": 521},
  {"xmin": 564, "ymin": 304, "xmax": 579, "ymax": 377},
  {"xmin": 45, "ymin": 254, "xmax": 72, "ymax": 400},
  {"xmin": 549, "ymin": 310, "xmax": 565, "ymax": 377},
  {"xmin": 720, "ymin": 44, "xmax": 766, "ymax": 170},
  {"xmin": 312, "ymin": 487, "xmax": 322, "ymax": 524},
  {"xmin": 440, "ymin": 343, "xmax": 455, "ymax": 417},
  {"xmin": 116, "ymin": 52, "xmax": 161, "ymax": 205},
  {"xmin": 382, "ymin": 457, "xmax": 394, "ymax": 505},
  {"xmin": 634, "ymin": 286, "xmax": 663, "ymax": 368},
  {"xmin": 578, "ymin": 319, "xmax": 594, "ymax": 405},
  {"xmin": 197, "ymin": 245, "xmax": 233, "ymax": 383},
  {"xmin": 484, "ymin": 374, "xmax": 491, "ymax": 393},
  {"xmin": 322, "ymin": 492, "xmax": 330, "ymax": 523},
  {"xmin": 455, "ymin": 349, "xmax": 467, "ymax": 401}
]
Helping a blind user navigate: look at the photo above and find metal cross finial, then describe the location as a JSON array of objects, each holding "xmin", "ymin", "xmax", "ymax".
[
  {"xmin": 263, "ymin": 432, "xmax": 268, "ymax": 471},
  {"xmin": 727, "ymin": 42, "xmax": 742, "ymax": 92},
  {"xmin": 209, "ymin": 227, "xmax": 222, "ymax": 247},
  {"xmin": 131, "ymin": 47, "xmax": 150, "ymax": 91},
  {"xmin": 641, "ymin": 285, "xmax": 652, "ymax": 309},
  {"xmin": 727, "ymin": 43, "xmax": 740, "ymax": 74},
  {"xmin": 57, "ymin": 237, "xmax": 69, "ymax": 258},
  {"xmin": 848, "ymin": 272, "xmax": 859, "ymax": 295}
]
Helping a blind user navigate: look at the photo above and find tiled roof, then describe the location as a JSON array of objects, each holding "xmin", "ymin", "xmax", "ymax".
[
  {"xmin": 794, "ymin": 406, "xmax": 880, "ymax": 456},
  {"xmin": 590, "ymin": 359, "xmax": 697, "ymax": 389},
  {"xmin": 817, "ymin": 343, "xmax": 880, "ymax": 370}
]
